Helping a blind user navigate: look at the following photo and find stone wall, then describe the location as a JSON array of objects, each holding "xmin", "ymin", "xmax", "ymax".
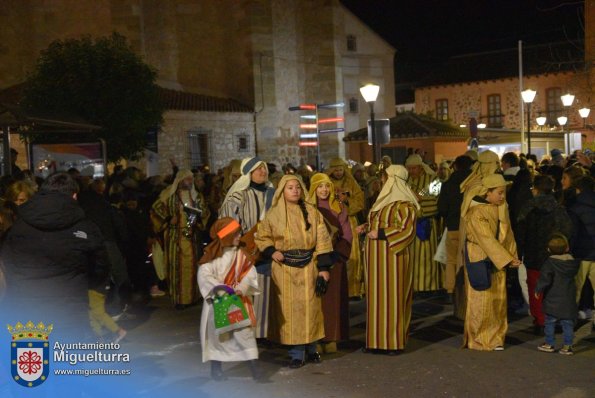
[{"xmin": 155, "ymin": 110, "xmax": 255, "ymax": 174}]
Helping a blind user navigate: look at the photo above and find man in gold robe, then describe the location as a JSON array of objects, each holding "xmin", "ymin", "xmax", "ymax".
[
  {"xmin": 151, "ymin": 170, "xmax": 210, "ymax": 308},
  {"xmin": 327, "ymin": 158, "xmax": 365, "ymax": 298},
  {"xmin": 405, "ymin": 154, "xmax": 442, "ymax": 292}
]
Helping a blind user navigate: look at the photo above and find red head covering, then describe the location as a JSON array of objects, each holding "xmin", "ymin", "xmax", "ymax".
[{"xmin": 198, "ymin": 217, "xmax": 241, "ymax": 265}]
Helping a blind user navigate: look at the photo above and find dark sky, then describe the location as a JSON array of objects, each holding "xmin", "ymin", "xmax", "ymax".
[{"xmin": 341, "ymin": 0, "xmax": 584, "ymax": 83}]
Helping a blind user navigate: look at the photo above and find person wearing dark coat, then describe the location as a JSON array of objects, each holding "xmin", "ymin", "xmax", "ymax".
[
  {"xmin": 566, "ymin": 176, "xmax": 595, "ymax": 319},
  {"xmin": 79, "ymin": 179, "xmax": 131, "ymax": 312},
  {"xmin": 0, "ymin": 173, "xmax": 110, "ymax": 340},
  {"xmin": 516, "ymin": 175, "xmax": 573, "ymax": 332},
  {"xmin": 437, "ymin": 155, "xmax": 472, "ymax": 299},
  {"xmin": 535, "ymin": 235, "xmax": 580, "ymax": 355}
]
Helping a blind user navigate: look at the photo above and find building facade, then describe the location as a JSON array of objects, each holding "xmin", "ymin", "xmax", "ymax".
[{"xmin": 0, "ymin": 0, "xmax": 395, "ymax": 174}]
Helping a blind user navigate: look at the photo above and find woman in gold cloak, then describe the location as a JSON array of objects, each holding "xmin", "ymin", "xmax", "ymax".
[
  {"xmin": 461, "ymin": 174, "xmax": 520, "ymax": 351},
  {"xmin": 255, "ymin": 175, "xmax": 333, "ymax": 368}
]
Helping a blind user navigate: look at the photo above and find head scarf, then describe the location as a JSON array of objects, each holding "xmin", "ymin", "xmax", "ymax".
[
  {"xmin": 460, "ymin": 173, "xmax": 507, "ymax": 218},
  {"xmin": 405, "ymin": 154, "xmax": 436, "ymax": 177},
  {"xmin": 351, "ymin": 162, "xmax": 366, "ymax": 176},
  {"xmin": 222, "ymin": 159, "xmax": 242, "ymax": 192},
  {"xmin": 371, "ymin": 165, "xmax": 420, "ymax": 212},
  {"xmin": 199, "ymin": 217, "xmax": 241, "ymax": 264},
  {"xmin": 460, "ymin": 149, "xmax": 500, "ymax": 193},
  {"xmin": 438, "ymin": 161, "xmax": 452, "ymax": 182},
  {"xmin": 157, "ymin": 169, "xmax": 198, "ymax": 202},
  {"xmin": 266, "ymin": 174, "xmax": 309, "ymax": 229},
  {"xmin": 222, "ymin": 156, "xmax": 274, "ymax": 205},
  {"xmin": 326, "ymin": 157, "xmax": 360, "ymax": 193},
  {"xmin": 308, "ymin": 173, "xmax": 341, "ymax": 214}
]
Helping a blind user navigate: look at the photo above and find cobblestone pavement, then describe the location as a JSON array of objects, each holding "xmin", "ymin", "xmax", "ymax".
[{"xmin": 116, "ymin": 293, "xmax": 594, "ymax": 398}]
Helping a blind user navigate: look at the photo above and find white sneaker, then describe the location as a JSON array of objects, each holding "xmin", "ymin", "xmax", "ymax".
[{"xmin": 578, "ymin": 309, "xmax": 593, "ymax": 320}]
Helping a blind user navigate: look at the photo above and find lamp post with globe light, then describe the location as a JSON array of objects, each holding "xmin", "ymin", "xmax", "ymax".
[
  {"xmin": 360, "ymin": 84, "xmax": 380, "ymax": 164},
  {"xmin": 521, "ymin": 89, "xmax": 537, "ymax": 155},
  {"xmin": 578, "ymin": 107, "xmax": 590, "ymax": 128},
  {"xmin": 536, "ymin": 116, "xmax": 547, "ymax": 131}
]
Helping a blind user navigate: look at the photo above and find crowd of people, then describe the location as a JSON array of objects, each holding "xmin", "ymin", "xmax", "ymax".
[{"xmin": 0, "ymin": 146, "xmax": 593, "ymax": 381}]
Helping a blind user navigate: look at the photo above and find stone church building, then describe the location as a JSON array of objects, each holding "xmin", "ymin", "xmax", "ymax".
[{"xmin": 0, "ymin": 0, "xmax": 395, "ymax": 174}]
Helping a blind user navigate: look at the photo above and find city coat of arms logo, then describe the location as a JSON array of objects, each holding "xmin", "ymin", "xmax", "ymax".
[{"xmin": 7, "ymin": 321, "xmax": 53, "ymax": 387}]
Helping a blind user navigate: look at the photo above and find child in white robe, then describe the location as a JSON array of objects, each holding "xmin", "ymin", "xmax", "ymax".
[{"xmin": 198, "ymin": 217, "xmax": 261, "ymax": 380}]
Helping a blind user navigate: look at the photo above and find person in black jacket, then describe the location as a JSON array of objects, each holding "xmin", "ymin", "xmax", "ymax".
[
  {"xmin": 536, "ymin": 234, "xmax": 580, "ymax": 355},
  {"xmin": 567, "ymin": 175, "xmax": 595, "ymax": 322},
  {"xmin": 0, "ymin": 172, "xmax": 110, "ymax": 340},
  {"xmin": 516, "ymin": 175, "xmax": 573, "ymax": 333},
  {"xmin": 437, "ymin": 155, "xmax": 472, "ymax": 302}
]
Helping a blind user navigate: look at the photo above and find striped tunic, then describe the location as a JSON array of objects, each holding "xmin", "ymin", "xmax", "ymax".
[
  {"xmin": 151, "ymin": 190, "xmax": 207, "ymax": 305},
  {"xmin": 255, "ymin": 203, "xmax": 333, "ymax": 345},
  {"xmin": 220, "ymin": 186, "xmax": 273, "ymax": 338},
  {"xmin": 463, "ymin": 201, "xmax": 516, "ymax": 350},
  {"xmin": 365, "ymin": 201, "xmax": 417, "ymax": 350},
  {"xmin": 408, "ymin": 173, "xmax": 442, "ymax": 292},
  {"xmin": 330, "ymin": 176, "xmax": 366, "ymax": 298}
]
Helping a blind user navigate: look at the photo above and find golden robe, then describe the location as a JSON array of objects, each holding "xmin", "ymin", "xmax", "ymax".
[
  {"xmin": 151, "ymin": 189, "xmax": 209, "ymax": 305},
  {"xmin": 408, "ymin": 172, "xmax": 442, "ymax": 292},
  {"xmin": 365, "ymin": 201, "xmax": 417, "ymax": 350},
  {"xmin": 463, "ymin": 200, "xmax": 517, "ymax": 351},
  {"xmin": 255, "ymin": 203, "xmax": 333, "ymax": 345},
  {"xmin": 330, "ymin": 174, "xmax": 366, "ymax": 298}
]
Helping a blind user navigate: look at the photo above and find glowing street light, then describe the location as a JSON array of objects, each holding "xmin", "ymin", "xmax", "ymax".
[
  {"xmin": 521, "ymin": 89, "xmax": 537, "ymax": 154},
  {"xmin": 360, "ymin": 84, "xmax": 381, "ymax": 164}
]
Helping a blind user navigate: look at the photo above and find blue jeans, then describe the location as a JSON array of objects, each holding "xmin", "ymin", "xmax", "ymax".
[
  {"xmin": 288, "ymin": 343, "xmax": 317, "ymax": 361},
  {"xmin": 544, "ymin": 314, "xmax": 574, "ymax": 346}
]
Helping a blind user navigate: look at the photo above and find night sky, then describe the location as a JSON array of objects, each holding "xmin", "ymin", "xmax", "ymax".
[{"xmin": 340, "ymin": 0, "xmax": 584, "ymax": 84}]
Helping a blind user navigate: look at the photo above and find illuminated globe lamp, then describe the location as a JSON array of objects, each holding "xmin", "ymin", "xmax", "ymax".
[
  {"xmin": 521, "ymin": 89, "xmax": 537, "ymax": 155},
  {"xmin": 536, "ymin": 116, "xmax": 547, "ymax": 131},
  {"xmin": 359, "ymin": 83, "xmax": 381, "ymax": 164}
]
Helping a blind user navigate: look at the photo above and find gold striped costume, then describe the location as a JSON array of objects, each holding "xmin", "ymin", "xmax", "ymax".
[
  {"xmin": 255, "ymin": 179, "xmax": 333, "ymax": 345},
  {"xmin": 327, "ymin": 160, "xmax": 366, "ymax": 298},
  {"xmin": 365, "ymin": 201, "xmax": 417, "ymax": 350},
  {"xmin": 151, "ymin": 171, "xmax": 209, "ymax": 305},
  {"xmin": 408, "ymin": 172, "xmax": 442, "ymax": 292},
  {"xmin": 463, "ymin": 200, "xmax": 516, "ymax": 350}
]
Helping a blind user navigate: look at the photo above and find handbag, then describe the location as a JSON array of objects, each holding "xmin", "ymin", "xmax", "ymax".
[
  {"xmin": 416, "ymin": 217, "xmax": 432, "ymax": 241},
  {"xmin": 210, "ymin": 285, "xmax": 252, "ymax": 335},
  {"xmin": 433, "ymin": 228, "xmax": 448, "ymax": 264},
  {"xmin": 464, "ymin": 241, "xmax": 493, "ymax": 291}
]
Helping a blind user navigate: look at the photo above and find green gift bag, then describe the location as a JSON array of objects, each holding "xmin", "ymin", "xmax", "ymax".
[{"xmin": 211, "ymin": 285, "xmax": 252, "ymax": 335}]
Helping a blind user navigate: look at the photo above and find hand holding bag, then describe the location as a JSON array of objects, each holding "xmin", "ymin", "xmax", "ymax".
[
  {"xmin": 464, "ymin": 242, "xmax": 493, "ymax": 291},
  {"xmin": 210, "ymin": 285, "xmax": 252, "ymax": 335}
]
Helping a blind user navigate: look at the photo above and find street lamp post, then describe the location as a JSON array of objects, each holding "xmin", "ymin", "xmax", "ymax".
[
  {"xmin": 560, "ymin": 93, "xmax": 574, "ymax": 154},
  {"xmin": 521, "ymin": 89, "xmax": 537, "ymax": 155},
  {"xmin": 578, "ymin": 107, "xmax": 591, "ymax": 128},
  {"xmin": 557, "ymin": 116, "xmax": 568, "ymax": 153},
  {"xmin": 360, "ymin": 84, "xmax": 380, "ymax": 164}
]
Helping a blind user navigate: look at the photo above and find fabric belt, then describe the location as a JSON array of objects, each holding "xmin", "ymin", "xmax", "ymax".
[{"xmin": 281, "ymin": 249, "xmax": 314, "ymax": 268}]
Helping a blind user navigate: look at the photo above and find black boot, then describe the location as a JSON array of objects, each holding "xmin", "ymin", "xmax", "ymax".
[
  {"xmin": 249, "ymin": 359, "xmax": 264, "ymax": 381},
  {"xmin": 210, "ymin": 361, "xmax": 225, "ymax": 381}
]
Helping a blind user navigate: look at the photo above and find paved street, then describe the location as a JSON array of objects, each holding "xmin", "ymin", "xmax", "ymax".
[{"xmin": 117, "ymin": 294, "xmax": 594, "ymax": 398}]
